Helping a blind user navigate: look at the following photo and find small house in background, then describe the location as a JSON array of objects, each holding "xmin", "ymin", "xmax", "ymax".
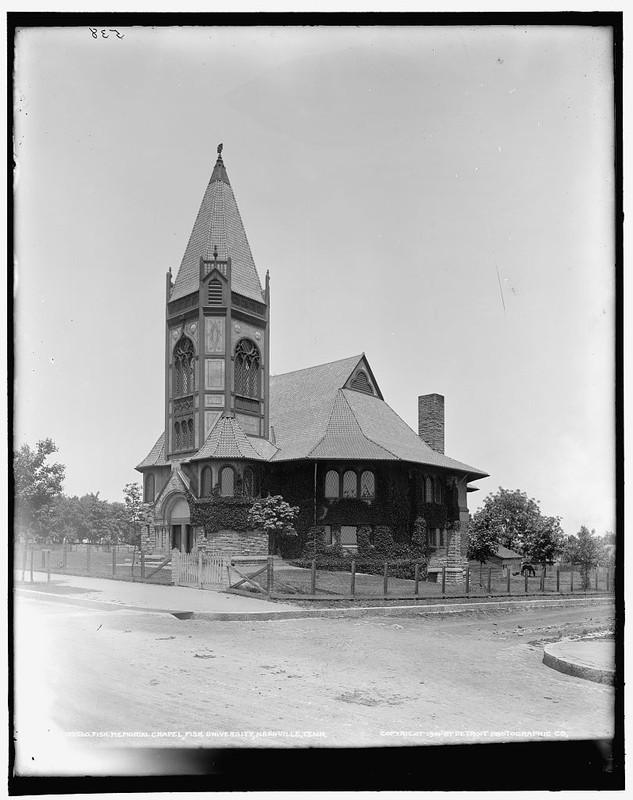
[{"xmin": 469, "ymin": 544, "xmax": 523, "ymax": 577}]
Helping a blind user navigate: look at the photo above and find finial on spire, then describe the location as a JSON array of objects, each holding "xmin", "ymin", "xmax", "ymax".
[
  {"xmin": 213, "ymin": 245, "xmax": 218, "ymax": 260},
  {"xmin": 217, "ymin": 143, "xmax": 223, "ymax": 156}
]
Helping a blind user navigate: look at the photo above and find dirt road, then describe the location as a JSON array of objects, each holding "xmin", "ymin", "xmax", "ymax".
[{"xmin": 13, "ymin": 592, "xmax": 614, "ymax": 773}]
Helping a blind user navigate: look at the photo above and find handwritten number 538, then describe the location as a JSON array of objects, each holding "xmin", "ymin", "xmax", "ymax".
[{"xmin": 89, "ymin": 28, "xmax": 124, "ymax": 39}]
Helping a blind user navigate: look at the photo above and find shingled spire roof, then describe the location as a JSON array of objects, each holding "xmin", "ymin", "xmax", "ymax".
[{"xmin": 170, "ymin": 146, "xmax": 265, "ymax": 303}]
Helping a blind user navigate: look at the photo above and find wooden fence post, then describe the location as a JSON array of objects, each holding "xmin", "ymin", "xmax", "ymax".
[
  {"xmin": 112, "ymin": 547, "xmax": 117, "ymax": 576},
  {"xmin": 46, "ymin": 550, "xmax": 51, "ymax": 583},
  {"xmin": 310, "ymin": 559, "xmax": 316, "ymax": 594},
  {"xmin": 198, "ymin": 551, "xmax": 203, "ymax": 589},
  {"xmin": 524, "ymin": 573, "xmax": 528, "ymax": 593},
  {"xmin": 442, "ymin": 565, "xmax": 446, "ymax": 596},
  {"xmin": 570, "ymin": 569, "xmax": 574, "ymax": 593},
  {"xmin": 62, "ymin": 543, "xmax": 67, "ymax": 572},
  {"xmin": 606, "ymin": 569, "xmax": 610, "ymax": 592},
  {"xmin": 507, "ymin": 568, "xmax": 511, "ymax": 595},
  {"xmin": 595, "ymin": 570, "xmax": 598, "ymax": 591},
  {"xmin": 414, "ymin": 563, "xmax": 419, "ymax": 599},
  {"xmin": 487, "ymin": 567, "xmax": 492, "ymax": 593},
  {"xmin": 465, "ymin": 567, "xmax": 470, "ymax": 596},
  {"xmin": 540, "ymin": 571, "xmax": 545, "ymax": 592},
  {"xmin": 267, "ymin": 555, "xmax": 274, "ymax": 594},
  {"xmin": 556, "ymin": 569, "xmax": 560, "ymax": 593},
  {"xmin": 21, "ymin": 547, "xmax": 27, "ymax": 582},
  {"xmin": 351, "ymin": 560, "xmax": 356, "ymax": 598},
  {"xmin": 29, "ymin": 550, "xmax": 34, "ymax": 583},
  {"xmin": 86, "ymin": 545, "xmax": 91, "ymax": 573},
  {"xmin": 141, "ymin": 549, "xmax": 146, "ymax": 580},
  {"xmin": 383, "ymin": 562, "xmax": 389, "ymax": 597}
]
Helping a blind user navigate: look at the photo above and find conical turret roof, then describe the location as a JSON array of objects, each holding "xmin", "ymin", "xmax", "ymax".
[{"xmin": 170, "ymin": 147, "xmax": 265, "ymax": 303}]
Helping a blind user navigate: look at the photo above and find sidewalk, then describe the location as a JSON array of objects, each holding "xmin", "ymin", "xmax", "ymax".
[{"xmin": 14, "ymin": 570, "xmax": 615, "ymax": 622}]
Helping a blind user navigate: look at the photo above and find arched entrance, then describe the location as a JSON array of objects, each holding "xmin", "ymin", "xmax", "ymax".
[{"xmin": 167, "ymin": 495, "xmax": 194, "ymax": 553}]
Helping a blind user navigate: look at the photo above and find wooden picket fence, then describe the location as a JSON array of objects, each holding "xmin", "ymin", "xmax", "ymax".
[{"xmin": 175, "ymin": 550, "xmax": 230, "ymax": 589}]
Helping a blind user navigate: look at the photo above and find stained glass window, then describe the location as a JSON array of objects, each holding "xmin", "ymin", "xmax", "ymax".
[
  {"xmin": 201, "ymin": 467, "xmax": 212, "ymax": 498},
  {"xmin": 234, "ymin": 338, "xmax": 261, "ymax": 399},
  {"xmin": 325, "ymin": 470, "xmax": 339, "ymax": 499},
  {"xmin": 360, "ymin": 470, "xmax": 375, "ymax": 499},
  {"xmin": 425, "ymin": 477, "xmax": 433, "ymax": 504},
  {"xmin": 343, "ymin": 470, "xmax": 357, "ymax": 498},
  {"xmin": 220, "ymin": 466, "xmax": 234, "ymax": 497},
  {"xmin": 435, "ymin": 478, "xmax": 442, "ymax": 504},
  {"xmin": 243, "ymin": 467, "xmax": 255, "ymax": 498},
  {"xmin": 174, "ymin": 336, "xmax": 195, "ymax": 396}
]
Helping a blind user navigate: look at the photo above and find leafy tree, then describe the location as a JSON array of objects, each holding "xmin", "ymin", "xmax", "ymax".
[
  {"xmin": 521, "ymin": 515, "xmax": 565, "ymax": 576},
  {"xmin": 471, "ymin": 488, "xmax": 542, "ymax": 554},
  {"xmin": 248, "ymin": 495, "xmax": 299, "ymax": 556},
  {"xmin": 123, "ymin": 483, "xmax": 150, "ymax": 548},
  {"xmin": 14, "ymin": 439, "xmax": 65, "ymax": 542},
  {"xmin": 467, "ymin": 519, "xmax": 500, "ymax": 585},
  {"xmin": 566, "ymin": 526, "xmax": 602, "ymax": 590}
]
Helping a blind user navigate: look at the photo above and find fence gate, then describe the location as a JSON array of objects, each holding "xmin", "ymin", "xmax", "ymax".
[{"xmin": 177, "ymin": 551, "xmax": 229, "ymax": 589}]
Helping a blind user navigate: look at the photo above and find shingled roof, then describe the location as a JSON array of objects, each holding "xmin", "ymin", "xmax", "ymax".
[
  {"xmin": 170, "ymin": 151, "xmax": 264, "ymax": 303},
  {"xmin": 189, "ymin": 416, "xmax": 272, "ymax": 462},
  {"xmin": 269, "ymin": 354, "xmax": 488, "ymax": 478},
  {"xmin": 136, "ymin": 432, "xmax": 167, "ymax": 469}
]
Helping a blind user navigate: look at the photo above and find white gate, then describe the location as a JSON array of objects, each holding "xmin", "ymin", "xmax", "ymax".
[{"xmin": 177, "ymin": 551, "xmax": 229, "ymax": 589}]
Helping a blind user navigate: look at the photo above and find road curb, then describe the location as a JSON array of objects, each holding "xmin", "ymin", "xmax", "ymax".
[
  {"xmin": 191, "ymin": 596, "xmax": 614, "ymax": 622},
  {"xmin": 542, "ymin": 640, "xmax": 615, "ymax": 685}
]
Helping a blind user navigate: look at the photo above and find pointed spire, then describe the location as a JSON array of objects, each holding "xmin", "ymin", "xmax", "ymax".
[{"xmin": 210, "ymin": 142, "xmax": 230, "ymax": 185}]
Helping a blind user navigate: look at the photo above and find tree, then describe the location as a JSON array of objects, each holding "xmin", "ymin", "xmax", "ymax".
[
  {"xmin": 521, "ymin": 515, "xmax": 565, "ymax": 575},
  {"xmin": 248, "ymin": 495, "xmax": 299, "ymax": 556},
  {"xmin": 123, "ymin": 483, "xmax": 150, "ymax": 547},
  {"xmin": 471, "ymin": 488, "xmax": 543, "ymax": 554},
  {"xmin": 14, "ymin": 439, "xmax": 65, "ymax": 542},
  {"xmin": 467, "ymin": 519, "xmax": 500, "ymax": 585},
  {"xmin": 566, "ymin": 526, "xmax": 602, "ymax": 590}
]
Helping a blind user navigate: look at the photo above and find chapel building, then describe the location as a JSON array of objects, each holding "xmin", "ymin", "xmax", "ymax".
[{"xmin": 136, "ymin": 146, "xmax": 487, "ymax": 583}]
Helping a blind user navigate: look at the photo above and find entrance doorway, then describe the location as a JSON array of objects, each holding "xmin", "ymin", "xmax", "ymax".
[{"xmin": 168, "ymin": 496, "xmax": 193, "ymax": 553}]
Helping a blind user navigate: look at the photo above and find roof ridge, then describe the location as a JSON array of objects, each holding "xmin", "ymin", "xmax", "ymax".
[
  {"xmin": 306, "ymin": 390, "xmax": 342, "ymax": 458},
  {"xmin": 272, "ymin": 354, "xmax": 363, "ymax": 380}
]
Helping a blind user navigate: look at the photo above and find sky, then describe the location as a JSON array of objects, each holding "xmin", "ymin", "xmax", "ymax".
[{"xmin": 13, "ymin": 23, "xmax": 616, "ymax": 536}]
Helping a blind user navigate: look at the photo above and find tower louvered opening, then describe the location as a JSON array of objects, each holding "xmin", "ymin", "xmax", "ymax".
[
  {"xmin": 350, "ymin": 370, "xmax": 373, "ymax": 394},
  {"xmin": 208, "ymin": 279, "xmax": 223, "ymax": 305}
]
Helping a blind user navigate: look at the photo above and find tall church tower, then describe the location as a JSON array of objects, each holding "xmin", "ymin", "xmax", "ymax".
[{"xmin": 165, "ymin": 144, "xmax": 270, "ymax": 459}]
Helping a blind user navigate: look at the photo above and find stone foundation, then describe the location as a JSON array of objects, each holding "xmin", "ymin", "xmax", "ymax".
[{"xmin": 201, "ymin": 529, "xmax": 268, "ymax": 558}]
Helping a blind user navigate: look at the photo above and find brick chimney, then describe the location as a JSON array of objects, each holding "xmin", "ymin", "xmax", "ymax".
[{"xmin": 418, "ymin": 394, "xmax": 445, "ymax": 454}]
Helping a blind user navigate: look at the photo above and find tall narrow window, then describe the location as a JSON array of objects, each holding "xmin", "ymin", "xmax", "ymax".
[
  {"xmin": 174, "ymin": 336, "xmax": 195, "ymax": 397},
  {"xmin": 325, "ymin": 470, "xmax": 339, "ymax": 499},
  {"xmin": 144, "ymin": 473, "xmax": 155, "ymax": 503},
  {"xmin": 425, "ymin": 476, "xmax": 433, "ymax": 504},
  {"xmin": 201, "ymin": 466, "xmax": 212, "ymax": 498},
  {"xmin": 188, "ymin": 419, "xmax": 194, "ymax": 450},
  {"xmin": 435, "ymin": 478, "xmax": 442, "ymax": 504},
  {"xmin": 220, "ymin": 466, "xmax": 234, "ymax": 497},
  {"xmin": 175, "ymin": 421, "xmax": 181, "ymax": 451},
  {"xmin": 360, "ymin": 470, "xmax": 375, "ymax": 499},
  {"xmin": 243, "ymin": 467, "xmax": 255, "ymax": 498},
  {"xmin": 343, "ymin": 470, "xmax": 357, "ymax": 498},
  {"xmin": 234, "ymin": 338, "xmax": 261, "ymax": 399}
]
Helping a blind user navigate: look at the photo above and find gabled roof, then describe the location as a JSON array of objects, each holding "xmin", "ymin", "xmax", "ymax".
[
  {"xmin": 494, "ymin": 545, "xmax": 523, "ymax": 560},
  {"xmin": 269, "ymin": 354, "xmax": 488, "ymax": 478},
  {"xmin": 136, "ymin": 433, "xmax": 167, "ymax": 470},
  {"xmin": 170, "ymin": 151, "xmax": 264, "ymax": 304},
  {"xmin": 154, "ymin": 468, "xmax": 191, "ymax": 515},
  {"xmin": 189, "ymin": 416, "xmax": 271, "ymax": 462}
]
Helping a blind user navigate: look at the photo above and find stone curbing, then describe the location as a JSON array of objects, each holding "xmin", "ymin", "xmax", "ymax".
[{"xmin": 542, "ymin": 639, "xmax": 615, "ymax": 685}]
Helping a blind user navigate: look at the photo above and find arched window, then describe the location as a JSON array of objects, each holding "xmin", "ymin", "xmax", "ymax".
[
  {"xmin": 188, "ymin": 419, "xmax": 194, "ymax": 450},
  {"xmin": 343, "ymin": 470, "xmax": 357, "ymax": 498},
  {"xmin": 325, "ymin": 470, "xmax": 339, "ymax": 499},
  {"xmin": 360, "ymin": 470, "xmax": 375, "ymax": 499},
  {"xmin": 425, "ymin": 476, "xmax": 433, "ymax": 504},
  {"xmin": 243, "ymin": 467, "xmax": 255, "ymax": 498},
  {"xmin": 175, "ymin": 421, "xmax": 181, "ymax": 450},
  {"xmin": 174, "ymin": 336, "xmax": 195, "ymax": 396},
  {"xmin": 201, "ymin": 466, "xmax": 213, "ymax": 498},
  {"xmin": 220, "ymin": 466, "xmax": 234, "ymax": 497},
  {"xmin": 435, "ymin": 478, "xmax": 442, "ymax": 504},
  {"xmin": 234, "ymin": 338, "xmax": 261, "ymax": 399},
  {"xmin": 144, "ymin": 473, "xmax": 155, "ymax": 503}
]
